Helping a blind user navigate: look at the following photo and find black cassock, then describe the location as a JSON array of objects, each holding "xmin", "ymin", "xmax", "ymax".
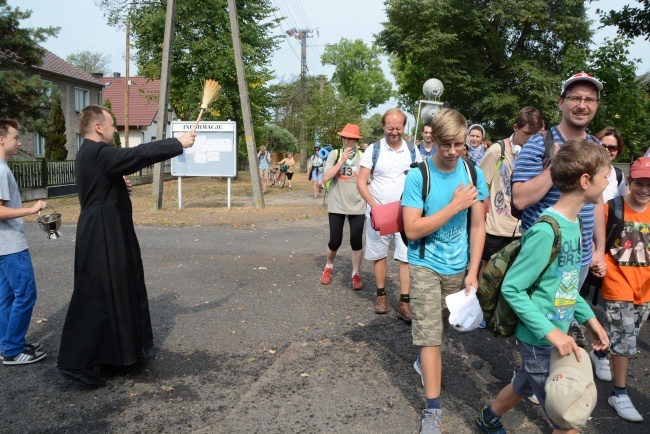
[{"xmin": 57, "ymin": 138, "xmax": 183, "ymax": 369}]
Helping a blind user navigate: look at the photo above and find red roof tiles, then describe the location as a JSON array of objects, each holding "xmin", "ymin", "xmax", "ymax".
[
  {"xmin": 33, "ymin": 49, "xmax": 103, "ymax": 86},
  {"xmin": 99, "ymin": 76, "xmax": 161, "ymax": 127}
]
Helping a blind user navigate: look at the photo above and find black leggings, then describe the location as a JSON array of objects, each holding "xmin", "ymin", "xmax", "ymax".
[{"xmin": 328, "ymin": 213, "xmax": 365, "ymax": 252}]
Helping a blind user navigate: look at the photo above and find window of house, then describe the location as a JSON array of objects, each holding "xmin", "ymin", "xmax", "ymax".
[
  {"xmin": 34, "ymin": 133, "xmax": 45, "ymax": 157},
  {"xmin": 75, "ymin": 88, "xmax": 89, "ymax": 111},
  {"xmin": 76, "ymin": 133, "xmax": 83, "ymax": 151},
  {"xmin": 42, "ymin": 80, "xmax": 52, "ymax": 105}
]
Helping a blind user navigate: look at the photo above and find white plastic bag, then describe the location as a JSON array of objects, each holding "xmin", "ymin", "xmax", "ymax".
[{"xmin": 446, "ymin": 287, "xmax": 483, "ymax": 332}]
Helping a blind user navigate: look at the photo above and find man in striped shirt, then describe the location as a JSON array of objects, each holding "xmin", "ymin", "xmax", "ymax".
[{"xmin": 512, "ymin": 72, "xmax": 606, "ymax": 336}]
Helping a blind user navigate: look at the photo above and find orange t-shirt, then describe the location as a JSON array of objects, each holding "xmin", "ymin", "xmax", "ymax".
[{"xmin": 602, "ymin": 199, "xmax": 650, "ymax": 304}]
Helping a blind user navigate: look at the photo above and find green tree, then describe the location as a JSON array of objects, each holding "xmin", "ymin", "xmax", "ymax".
[
  {"xmin": 597, "ymin": 0, "xmax": 650, "ymax": 41},
  {"xmin": 0, "ymin": 0, "xmax": 58, "ymax": 131},
  {"xmin": 360, "ymin": 113, "xmax": 384, "ymax": 144},
  {"xmin": 588, "ymin": 37, "xmax": 650, "ymax": 161},
  {"xmin": 376, "ymin": 0, "xmax": 593, "ymax": 138},
  {"xmin": 259, "ymin": 124, "xmax": 296, "ymax": 153},
  {"xmin": 44, "ymin": 97, "xmax": 67, "ymax": 161},
  {"xmin": 66, "ymin": 50, "xmax": 112, "ymax": 75},
  {"xmin": 304, "ymin": 83, "xmax": 364, "ymax": 148},
  {"xmin": 98, "ymin": 0, "xmax": 280, "ymax": 152},
  {"xmin": 102, "ymin": 99, "xmax": 122, "ymax": 148},
  {"xmin": 321, "ymin": 38, "xmax": 392, "ymax": 113}
]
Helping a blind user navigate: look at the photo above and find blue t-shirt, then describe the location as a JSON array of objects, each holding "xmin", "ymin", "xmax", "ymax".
[
  {"xmin": 512, "ymin": 126, "xmax": 599, "ymax": 266},
  {"xmin": 468, "ymin": 145, "xmax": 485, "ymax": 165},
  {"xmin": 259, "ymin": 152, "xmax": 270, "ymax": 170},
  {"xmin": 419, "ymin": 143, "xmax": 436, "ymax": 158},
  {"xmin": 402, "ymin": 158, "xmax": 488, "ymax": 274},
  {"xmin": 0, "ymin": 160, "xmax": 28, "ymax": 256}
]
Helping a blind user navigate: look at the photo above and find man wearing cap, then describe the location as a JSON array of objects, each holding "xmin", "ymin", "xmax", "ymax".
[
  {"xmin": 320, "ymin": 124, "xmax": 366, "ymax": 290},
  {"xmin": 357, "ymin": 108, "xmax": 422, "ymax": 323},
  {"xmin": 512, "ymin": 72, "xmax": 607, "ymax": 344},
  {"xmin": 309, "ymin": 144, "xmax": 325, "ymax": 198}
]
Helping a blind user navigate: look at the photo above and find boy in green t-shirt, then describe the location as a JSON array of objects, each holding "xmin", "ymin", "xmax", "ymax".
[{"xmin": 476, "ymin": 140, "xmax": 611, "ymax": 434}]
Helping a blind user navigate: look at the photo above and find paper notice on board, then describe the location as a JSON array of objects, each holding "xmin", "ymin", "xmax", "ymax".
[
  {"xmin": 207, "ymin": 152, "xmax": 220, "ymax": 161},
  {"xmin": 194, "ymin": 153, "xmax": 208, "ymax": 164}
]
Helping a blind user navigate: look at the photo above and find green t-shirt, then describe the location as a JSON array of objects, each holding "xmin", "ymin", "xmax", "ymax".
[{"xmin": 501, "ymin": 208, "xmax": 595, "ymax": 347}]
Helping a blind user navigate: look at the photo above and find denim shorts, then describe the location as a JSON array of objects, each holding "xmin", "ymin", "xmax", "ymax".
[{"xmin": 512, "ymin": 340, "xmax": 563, "ymax": 430}]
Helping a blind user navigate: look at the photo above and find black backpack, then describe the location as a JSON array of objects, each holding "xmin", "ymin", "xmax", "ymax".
[{"xmin": 400, "ymin": 158, "xmax": 478, "ymax": 259}]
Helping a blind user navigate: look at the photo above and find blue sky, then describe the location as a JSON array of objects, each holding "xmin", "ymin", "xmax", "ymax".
[{"xmin": 17, "ymin": 0, "xmax": 650, "ymax": 122}]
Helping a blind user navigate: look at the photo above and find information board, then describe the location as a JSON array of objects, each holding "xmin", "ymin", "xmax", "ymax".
[{"xmin": 170, "ymin": 121, "xmax": 237, "ymax": 177}]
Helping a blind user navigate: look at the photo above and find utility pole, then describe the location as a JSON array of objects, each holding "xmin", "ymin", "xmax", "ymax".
[
  {"xmin": 124, "ymin": 19, "xmax": 130, "ymax": 148},
  {"xmin": 152, "ymin": 0, "xmax": 176, "ymax": 210},
  {"xmin": 286, "ymin": 28, "xmax": 311, "ymax": 173},
  {"xmin": 227, "ymin": 0, "xmax": 264, "ymax": 210}
]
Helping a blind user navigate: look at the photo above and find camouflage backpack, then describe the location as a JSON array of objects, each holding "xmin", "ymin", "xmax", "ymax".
[{"xmin": 477, "ymin": 215, "xmax": 563, "ymax": 338}]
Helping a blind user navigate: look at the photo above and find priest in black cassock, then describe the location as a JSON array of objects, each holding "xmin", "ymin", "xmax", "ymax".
[{"xmin": 58, "ymin": 105, "xmax": 196, "ymax": 388}]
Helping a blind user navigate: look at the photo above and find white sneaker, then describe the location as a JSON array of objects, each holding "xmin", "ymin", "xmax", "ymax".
[
  {"xmin": 608, "ymin": 394, "xmax": 643, "ymax": 422},
  {"xmin": 527, "ymin": 394, "xmax": 540, "ymax": 405},
  {"xmin": 414, "ymin": 355, "xmax": 424, "ymax": 387},
  {"xmin": 589, "ymin": 350, "xmax": 612, "ymax": 381}
]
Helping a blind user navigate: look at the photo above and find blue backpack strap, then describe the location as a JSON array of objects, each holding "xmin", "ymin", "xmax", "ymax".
[
  {"xmin": 406, "ymin": 140, "xmax": 417, "ymax": 164},
  {"xmin": 370, "ymin": 140, "xmax": 381, "ymax": 178},
  {"xmin": 400, "ymin": 159, "xmax": 430, "ymax": 258},
  {"xmin": 462, "ymin": 158, "xmax": 478, "ymax": 241},
  {"xmin": 541, "ymin": 129, "xmax": 555, "ymax": 169}
]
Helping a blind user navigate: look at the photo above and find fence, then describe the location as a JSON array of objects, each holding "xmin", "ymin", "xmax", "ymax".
[{"xmin": 8, "ymin": 159, "xmax": 172, "ymax": 190}]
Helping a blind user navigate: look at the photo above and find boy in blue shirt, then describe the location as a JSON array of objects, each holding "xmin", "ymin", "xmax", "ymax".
[
  {"xmin": 402, "ymin": 109, "xmax": 488, "ymax": 433},
  {"xmin": 475, "ymin": 140, "xmax": 611, "ymax": 434}
]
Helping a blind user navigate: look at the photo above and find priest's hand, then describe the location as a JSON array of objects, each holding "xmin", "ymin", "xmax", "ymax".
[
  {"xmin": 124, "ymin": 177, "xmax": 133, "ymax": 195},
  {"xmin": 178, "ymin": 129, "xmax": 197, "ymax": 148}
]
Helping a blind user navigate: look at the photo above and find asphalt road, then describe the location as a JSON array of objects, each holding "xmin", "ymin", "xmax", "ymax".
[{"xmin": 0, "ymin": 218, "xmax": 647, "ymax": 433}]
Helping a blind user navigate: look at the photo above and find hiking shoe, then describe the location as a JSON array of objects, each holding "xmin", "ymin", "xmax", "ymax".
[
  {"xmin": 375, "ymin": 295, "xmax": 388, "ymax": 314},
  {"xmin": 320, "ymin": 266, "xmax": 333, "ymax": 285},
  {"xmin": 608, "ymin": 394, "xmax": 643, "ymax": 422},
  {"xmin": 351, "ymin": 274, "xmax": 363, "ymax": 290},
  {"xmin": 3, "ymin": 348, "xmax": 46, "ymax": 365},
  {"xmin": 397, "ymin": 301, "xmax": 412, "ymax": 323},
  {"xmin": 420, "ymin": 408, "xmax": 442, "ymax": 434},
  {"xmin": 414, "ymin": 354, "xmax": 424, "ymax": 387},
  {"xmin": 569, "ymin": 323, "xmax": 588, "ymax": 347},
  {"xmin": 476, "ymin": 406, "xmax": 506, "ymax": 433},
  {"xmin": 590, "ymin": 350, "xmax": 612, "ymax": 381}
]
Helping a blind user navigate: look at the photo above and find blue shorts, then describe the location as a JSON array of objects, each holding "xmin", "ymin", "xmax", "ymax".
[
  {"xmin": 311, "ymin": 168, "xmax": 323, "ymax": 182},
  {"xmin": 512, "ymin": 340, "xmax": 563, "ymax": 430}
]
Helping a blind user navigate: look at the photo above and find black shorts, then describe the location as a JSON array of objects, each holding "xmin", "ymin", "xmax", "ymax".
[
  {"xmin": 286, "ymin": 172, "xmax": 293, "ymax": 180},
  {"xmin": 482, "ymin": 233, "xmax": 518, "ymax": 261}
]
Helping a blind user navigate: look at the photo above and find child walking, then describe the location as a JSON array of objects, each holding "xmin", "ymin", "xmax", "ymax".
[
  {"xmin": 475, "ymin": 140, "xmax": 610, "ymax": 434},
  {"xmin": 590, "ymin": 156, "xmax": 650, "ymax": 422}
]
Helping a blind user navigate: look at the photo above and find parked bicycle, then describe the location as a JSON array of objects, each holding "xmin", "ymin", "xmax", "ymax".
[{"xmin": 267, "ymin": 165, "xmax": 288, "ymax": 188}]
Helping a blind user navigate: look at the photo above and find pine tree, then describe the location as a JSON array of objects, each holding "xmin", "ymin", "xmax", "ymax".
[
  {"xmin": 102, "ymin": 99, "xmax": 121, "ymax": 147},
  {"xmin": 44, "ymin": 97, "xmax": 67, "ymax": 161}
]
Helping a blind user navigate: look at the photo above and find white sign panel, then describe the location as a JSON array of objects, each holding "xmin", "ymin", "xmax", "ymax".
[{"xmin": 170, "ymin": 121, "xmax": 237, "ymax": 177}]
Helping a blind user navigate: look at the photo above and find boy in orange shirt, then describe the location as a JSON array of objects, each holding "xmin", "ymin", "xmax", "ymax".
[{"xmin": 591, "ymin": 157, "xmax": 650, "ymax": 422}]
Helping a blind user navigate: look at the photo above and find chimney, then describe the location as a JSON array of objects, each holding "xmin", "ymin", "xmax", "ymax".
[
  {"xmin": 113, "ymin": 72, "xmax": 121, "ymax": 78},
  {"xmin": 91, "ymin": 72, "xmax": 104, "ymax": 78}
]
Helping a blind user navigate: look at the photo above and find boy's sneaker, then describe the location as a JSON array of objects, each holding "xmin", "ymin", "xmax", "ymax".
[
  {"xmin": 351, "ymin": 274, "xmax": 363, "ymax": 290},
  {"xmin": 527, "ymin": 394, "xmax": 540, "ymax": 404},
  {"xmin": 420, "ymin": 408, "xmax": 442, "ymax": 434},
  {"xmin": 589, "ymin": 350, "xmax": 612, "ymax": 381},
  {"xmin": 3, "ymin": 348, "xmax": 46, "ymax": 365},
  {"xmin": 608, "ymin": 394, "xmax": 643, "ymax": 422},
  {"xmin": 414, "ymin": 354, "xmax": 424, "ymax": 387},
  {"xmin": 320, "ymin": 266, "xmax": 332, "ymax": 285},
  {"xmin": 475, "ymin": 406, "xmax": 507, "ymax": 433},
  {"xmin": 569, "ymin": 323, "xmax": 588, "ymax": 347},
  {"xmin": 0, "ymin": 342, "xmax": 42, "ymax": 360}
]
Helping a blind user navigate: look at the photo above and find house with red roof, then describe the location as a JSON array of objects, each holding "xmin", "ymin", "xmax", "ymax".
[
  {"xmin": 13, "ymin": 48, "xmax": 104, "ymax": 160},
  {"xmin": 98, "ymin": 75, "xmax": 177, "ymax": 147}
]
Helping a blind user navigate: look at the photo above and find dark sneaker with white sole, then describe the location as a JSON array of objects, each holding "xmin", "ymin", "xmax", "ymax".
[
  {"xmin": 1, "ymin": 342, "xmax": 42, "ymax": 360},
  {"xmin": 3, "ymin": 348, "xmax": 46, "ymax": 365}
]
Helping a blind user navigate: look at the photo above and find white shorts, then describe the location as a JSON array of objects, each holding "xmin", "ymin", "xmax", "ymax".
[{"xmin": 364, "ymin": 221, "xmax": 408, "ymax": 262}]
